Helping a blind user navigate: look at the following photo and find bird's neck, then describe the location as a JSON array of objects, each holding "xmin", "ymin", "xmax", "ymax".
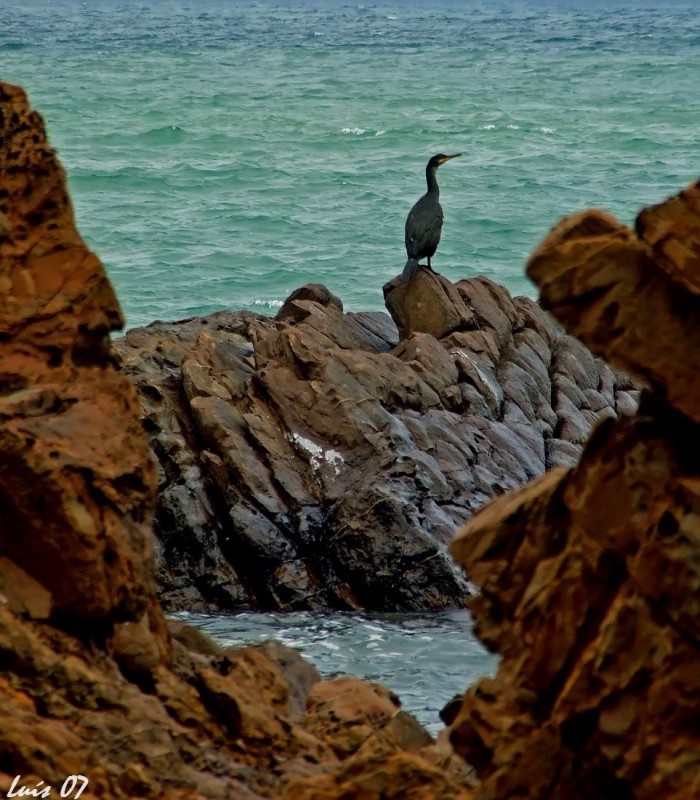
[{"xmin": 425, "ymin": 165, "xmax": 440, "ymax": 197}]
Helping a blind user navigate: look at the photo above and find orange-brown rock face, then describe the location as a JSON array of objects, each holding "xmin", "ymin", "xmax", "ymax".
[
  {"xmin": 0, "ymin": 82, "xmax": 161, "ymax": 631},
  {"xmin": 449, "ymin": 180, "xmax": 700, "ymax": 799}
]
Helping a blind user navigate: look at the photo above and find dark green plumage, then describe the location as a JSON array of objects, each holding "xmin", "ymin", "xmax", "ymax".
[{"xmin": 403, "ymin": 153, "xmax": 460, "ymax": 280}]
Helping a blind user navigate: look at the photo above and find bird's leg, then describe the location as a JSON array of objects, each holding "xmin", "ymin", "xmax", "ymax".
[{"xmin": 426, "ymin": 257, "xmax": 436, "ymax": 273}]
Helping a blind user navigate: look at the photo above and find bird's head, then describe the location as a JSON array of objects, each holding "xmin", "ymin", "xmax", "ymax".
[{"xmin": 428, "ymin": 153, "xmax": 461, "ymax": 169}]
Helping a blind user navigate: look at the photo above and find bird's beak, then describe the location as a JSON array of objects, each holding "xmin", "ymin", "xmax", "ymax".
[{"xmin": 440, "ymin": 153, "xmax": 461, "ymax": 163}]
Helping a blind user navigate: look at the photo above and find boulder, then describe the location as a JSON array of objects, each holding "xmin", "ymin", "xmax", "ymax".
[
  {"xmin": 448, "ymin": 179, "xmax": 700, "ymax": 800},
  {"xmin": 383, "ymin": 268, "xmax": 476, "ymax": 340}
]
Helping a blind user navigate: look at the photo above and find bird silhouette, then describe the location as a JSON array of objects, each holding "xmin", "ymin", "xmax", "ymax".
[{"xmin": 403, "ymin": 153, "xmax": 460, "ymax": 280}]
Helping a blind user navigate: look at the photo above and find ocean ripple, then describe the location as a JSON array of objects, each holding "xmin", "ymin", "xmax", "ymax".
[{"xmin": 2, "ymin": 0, "xmax": 698, "ymax": 330}]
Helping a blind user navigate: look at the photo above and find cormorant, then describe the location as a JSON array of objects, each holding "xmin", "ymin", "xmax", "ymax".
[{"xmin": 403, "ymin": 153, "xmax": 461, "ymax": 281}]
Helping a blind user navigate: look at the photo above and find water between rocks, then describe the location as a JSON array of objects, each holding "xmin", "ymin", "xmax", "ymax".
[{"xmin": 181, "ymin": 609, "xmax": 498, "ymax": 735}]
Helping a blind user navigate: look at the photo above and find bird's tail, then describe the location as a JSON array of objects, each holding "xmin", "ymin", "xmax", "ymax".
[{"xmin": 402, "ymin": 258, "xmax": 419, "ymax": 281}]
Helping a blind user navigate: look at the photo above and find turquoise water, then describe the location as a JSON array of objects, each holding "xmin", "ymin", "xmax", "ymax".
[
  {"xmin": 182, "ymin": 609, "xmax": 496, "ymax": 734},
  {"xmin": 3, "ymin": 1, "xmax": 692, "ymax": 725},
  {"xmin": 2, "ymin": 0, "xmax": 698, "ymax": 329}
]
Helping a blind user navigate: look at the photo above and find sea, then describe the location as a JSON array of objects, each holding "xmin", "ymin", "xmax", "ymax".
[{"xmin": 2, "ymin": 0, "xmax": 698, "ymax": 732}]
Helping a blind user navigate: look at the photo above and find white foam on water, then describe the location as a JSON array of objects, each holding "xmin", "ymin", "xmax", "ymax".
[
  {"xmin": 375, "ymin": 129, "xmax": 386, "ymax": 136},
  {"xmin": 479, "ymin": 123, "xmax": 496, "ymax": 130},
  {"xmin": 540, "ymin": 126, "xmax": 556, "ymax": 134},
  {"xmin": 507, "ymin": 124, "xmax": 520, "ymax": 129},
  {"xmin": 342, "ymin": 126, "xmax": 366, "ymax": 135},
  {"xmin": 253, "ymin": 298, "xmax": 284, "ymax": 308}
]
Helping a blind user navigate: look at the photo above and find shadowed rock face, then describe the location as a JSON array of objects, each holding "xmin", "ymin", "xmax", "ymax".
[
  {"xmin": 0, "ymin": 82, "xmax": 166, "ymax": 656},
  {"xmin": 448, "ymin": 180, "xmax": 700, "ymax": 799},
  {"xmin": 0, "ymin": 81, "xmax": 476, "ymax": 800},
  {"xmin": 115, "ymin": 271, "xmax": 638, "ymax": 612}
]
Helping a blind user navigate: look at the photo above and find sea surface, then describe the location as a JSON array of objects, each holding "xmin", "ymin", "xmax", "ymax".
[
  {"xmin": 181, "ymin": 609, "xmax": 495, "ymax": 734},
  {"xmin": 2, "ymin": 0, "xmax": 696, "ymax": 718},
  {"xmin": 2, "ymin": 0, "xmax": 698, "ymax": 329}
]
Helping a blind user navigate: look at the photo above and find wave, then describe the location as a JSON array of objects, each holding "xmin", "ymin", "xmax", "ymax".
[
  {"xmin": 252, "ymin": 299, "xmax": 284, "ymax": 309},
  {"xmin": 341, "ymin": 126, "xmax": 386, "ymax": 136},
  {"xmin": 139, "ymin": 125, "xmax": 189, "ymax": 144}
]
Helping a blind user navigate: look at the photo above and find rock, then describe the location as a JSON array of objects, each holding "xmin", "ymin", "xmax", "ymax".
[
  {"xmin": 347, "ymin": 311, "xmax": 400, "ymax": 352},
  {"xmin": 277, "ymin": 284, "xmax": 344, "ymax": 321},
  {"xmin": 527, "ymin": 205, "xmax": 700, "ymax": 423},
  {"xmin": 287, "ymin": 676, "xmax": 473, "ymax": 800},
  {"xmin": 545, "ymin": 438, "xmax": 582, "ymax": 469},
  {"xmin": 449, "ymin": 179, "xmax": 700, "ymax": 799},
  {"xmin": 456, "ymin": 276, "xmax": 524, "ymax": 350},
  {"xmin": 258, "ymin": 639, "xmax": 321, "ymax": 722},
  {"xmin": 303, "ymin": 677, "xmax": 428, "ymax": 758},
  {"xmin": 0, "ymin": 82, "xmax": 167, "ymax": 654},
  {"xmin": 109, "ymin": 613, "xmax": 162, "ymax": 676},
  {"xmin": 383, "ymin": 269, "xmax": 476, "ymax": 340},
  {"xmin": 635, "ymin": 179, "xmax": 700, "ymax": 295},
  {"xmin": 115, "ymin": 268, "xmax": 639, "ymax": 611},
  {"xmin": 8, "ymin": 77, "xmax": 699, "ymax": 800},
  {"xmin": 0, "ymin": 557, "xmax": 53, "ymax": 619},
  {"xmin": 615, "ymin": 389, "xmax": 640, "ymax": 417}
]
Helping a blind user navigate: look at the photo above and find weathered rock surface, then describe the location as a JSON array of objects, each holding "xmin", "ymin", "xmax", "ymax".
[
  {"xmin": 448, "ymin": 180, "xmax": 700, "ymax": 799},
  {"xmin": 114, "ymin": 268, "xmax": 638, "ymax": 612},
  {"xmin": 0, "ymin": 81, "xmax": 475, "ymax": 800},
  {"xmin": 0, "ymin": 82, "xmax": 168, "ymax": 659}
]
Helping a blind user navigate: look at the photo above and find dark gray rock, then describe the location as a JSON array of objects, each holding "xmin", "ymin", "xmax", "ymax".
[{"xmin": 113, "ymin": 275, "xmax": 640, "ymax": 613}]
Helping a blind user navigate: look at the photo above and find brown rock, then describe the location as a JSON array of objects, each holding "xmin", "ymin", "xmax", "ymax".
[
  {"xmin": 0, "ymin": 81, "xmax": 478, "ymax": 800},
  {"xmin": 635, "ymin": 179, "xmax": 700, "ymax": 295},
  {"xmin": 0, "ymin": 82, "xmax": 166, "ymax": 658},
  {"xmin": 109, "ymin": 613, "xmax": 162, "ymax": 676},
  {"xmin": 287, "ymin": 677, "xmax": 474, "ymax": 800},
  {"xmin": 277, "ymin": 283, "xmax": 344, "ymax": 321},
  {"xmin": 526, "ymin": 204, "xmax": 700, "ymax": 422},
  {"xmin": 0, "ymin": 557, "xmax": 53, "ymax": 619},
  {"xmin": 284, "ymin": 750, "xmax": 475, "ymax": 800},
  {"xmin": 383, "ymin": 269, "xmax": 476, "ymax": 340},
  {"xmin": 258, "ymin": 639, "xmax": 321, "ymax": 721},
  {"xmin": 456, "ymin": 275, "xmax": 524, "ymax": 349},
  {"xmin": 450, "ymin": 180, "xmax": 700, "ymax": 799}
]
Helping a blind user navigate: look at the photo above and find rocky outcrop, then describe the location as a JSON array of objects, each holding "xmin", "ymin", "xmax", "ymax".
[
  {"xmin": 114, "ymin": 268, "xmax": 638, "ymax": 612},
  {"xmin": 6, "ymin": 78, "xmax": 700, "ymax": 800},
  {"xmin": 0, "ymin": 80, "xmax": 476, "ymax": 800},
  {"xmin": 448, "ymin": 181, "xmax": 700, "ymax": 799},
  {"xmin": 0, "ymin": 82, "xmax": 167, "ymax": 663}
]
